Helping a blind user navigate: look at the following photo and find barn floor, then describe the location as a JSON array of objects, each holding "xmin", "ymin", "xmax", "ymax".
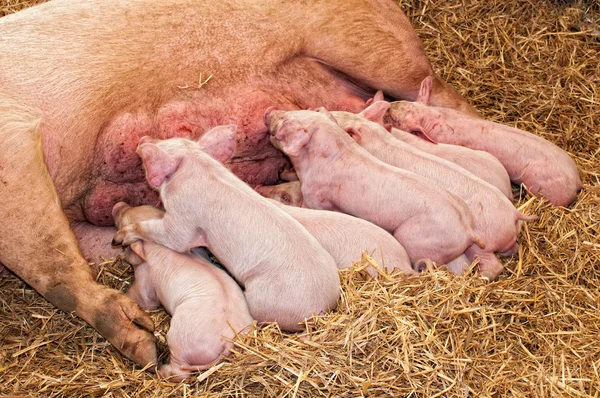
[{"xmin": 1, "ymin": 0, "xmax": 599, "ymax": 396}]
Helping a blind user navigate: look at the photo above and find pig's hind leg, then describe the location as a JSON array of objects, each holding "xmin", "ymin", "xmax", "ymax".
[
  {"xmin": 158, "ymin": 362, "xmax": 191, "ymax": 383},
  {"xmin": 465, "ymin": 247, "xmax": 504, "ymax": 281},
  {"xmin": 0, "ymin": 93, "xmax": 157, "ymax": 367}
]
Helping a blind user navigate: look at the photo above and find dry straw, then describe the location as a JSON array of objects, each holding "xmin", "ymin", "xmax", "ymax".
[{"xmin": 1, "ymin": 0, "xmax": 599, "ymax": 396}]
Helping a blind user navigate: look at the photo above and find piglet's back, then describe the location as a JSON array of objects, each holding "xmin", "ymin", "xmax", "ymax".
[
  {"xmin": 167, "ymin": 145, "xmax": 340, "ymax": 330},
  {"xmin": 272, "ymin": 200, "xmax": 414, "ymax": 277}
]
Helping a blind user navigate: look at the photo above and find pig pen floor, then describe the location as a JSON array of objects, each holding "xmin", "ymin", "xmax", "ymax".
[{"xmin": 1, "ymin": 0, "xmax": 599, "ymax": 396}]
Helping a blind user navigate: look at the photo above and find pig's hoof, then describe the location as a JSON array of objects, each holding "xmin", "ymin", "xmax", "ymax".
[
  {"xmin": 478, "ymin": 266, "xmax": 503, "ymax": 281},
  {"xmin": 158, "ymin": 363, "xmax": 190, "ymax": 382},
  {"xmin": 87, "ymin": 288, "xmax": 158, "ymax": 368}
]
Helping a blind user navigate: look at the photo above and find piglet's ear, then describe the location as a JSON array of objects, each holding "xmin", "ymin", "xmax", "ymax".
[
  {"xmin": 137, "ymin": 142, "xmax": 181, "ymax": 188},
  {"xmin": 359, "ymin": 101, "xmax": 390, "ymax": 125},
  {"xmin": 126, "ymin": 242, "xmax": 146, "ymax": 265},
  {"xmin": 274, "ymin": 121, "xmax": 312, "ymax": 157},
  {"xmin": 346, "ymin": 127, "xmax": 362, "ymax": 144},
  {"xmin": 411, "ymin": 125, "xmax": 438, "ymax": 144},
  {"xmin": 417, "ymin": 76, "xmax": 433, "ymax": 106},
  {"xmin": 197, "ymin": 124, "xmax": 237, "ymax": 163},
  {"xmin": 315, "ymin": 107, "xmax": 338, "ymax": 125},
  {"xmin": 365, "ymin": 91, "xmax": 385, "ymax": 107}
]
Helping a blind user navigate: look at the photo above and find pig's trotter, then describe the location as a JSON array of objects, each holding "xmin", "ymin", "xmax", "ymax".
[
  {"xmin": 467, "ymin": 250, "xmax": 504, "ymax": 281},
  {"xmin": 81, "ymin": 287, "xmax": 158, "ymax": 367},
  {"xmin": 0, "ymin": 94, "xmax": 157, "ymax": 367}
]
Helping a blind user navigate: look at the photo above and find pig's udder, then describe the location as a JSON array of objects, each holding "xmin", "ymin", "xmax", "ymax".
[{"xmin": 82, "ymin": 106, "xmax": 289, "ymax": 226}]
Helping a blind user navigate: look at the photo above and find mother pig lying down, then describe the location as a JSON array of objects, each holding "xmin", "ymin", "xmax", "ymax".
[
  {"xmin": 112, "ymin": 126, "xmax": 340, "ymax": 332},
  {"xmin": 1, "ymin": 0, "xmax": 482, "ymax": 367},
  {"xmin": 264, "ymin": 107, "xmax": 486, "ymax": 268}
]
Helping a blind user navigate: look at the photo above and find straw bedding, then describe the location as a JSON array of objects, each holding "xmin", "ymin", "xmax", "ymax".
[{"xmin": 1, "ymin": 0, "xmax": 599, "ymax": 396}]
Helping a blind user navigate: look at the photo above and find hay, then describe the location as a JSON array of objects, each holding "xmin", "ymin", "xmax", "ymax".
[{"xmin": 1, "ymin": 0, "xmax": 599, "ymax": 396}]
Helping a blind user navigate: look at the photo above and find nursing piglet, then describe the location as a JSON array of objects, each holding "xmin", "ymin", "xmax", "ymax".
[
  {"xmin": 267, "ymin": 199, "xmax": 415, "ymax": 277},
  {"xmin": 384, "ymin": 77, "xmax": 582, "ymax": 207},
  {"xmin": 391, "ymin": 128, "xmax": 512, "ymax": 199},
  {"xmin": 255, "ymin": 181, "xmax": 304, "ymax": 207},
  {"xmin": 366, "ymin": 91, "xmax": 511, "ymax": 199},
  {"xmin": 265, "ymin": 107, "xmax": 485, "ymax": 266},
  {"xmin": 113, "ymin": 202, "xmax": 253, "ymax": 382},
  {"xmin": 332, "ymin": 103, "xmax": 535, "ymax": 279},
  {"xmin": 113, "ymin": 125, "xmax": 340, "ymax": 332}
]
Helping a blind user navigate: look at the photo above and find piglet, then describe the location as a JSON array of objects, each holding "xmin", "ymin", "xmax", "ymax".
[
  {"xmin": 331, "ymin": 104, "xmax": 535, "ymax": 279},
  {"xmin": 265, "ymin": 107, "xmax": 485, "ymax": 267},
  {"xmin": 391, "ymin": 127, "xmax": 512, "ymax": 199},
  {"xmin": 384, "ymin": 77, "xmax": 582, "ymax": 207},
  {"xmin": 112, "ymin": 124, "xmax": 340, "ymax": 332},
  {"xmin": 267, "ymin": 198, "xmax": 415, "ymax": 277},
  {"xmin": 255, "ymin": 181, "xmax": 304, "ymax": 207},
  {"xmin": 113, "ymin": 202, "xmax": 253, "ymax": 382},
  {"xmin": 366, "ymin": 92, "xmax": 512, "ymax": 199}
]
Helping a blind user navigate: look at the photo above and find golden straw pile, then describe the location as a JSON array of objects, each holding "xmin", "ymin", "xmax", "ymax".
[{"xmin": 1, "ymin": 0, "xmax": 599, "ymax": 396}]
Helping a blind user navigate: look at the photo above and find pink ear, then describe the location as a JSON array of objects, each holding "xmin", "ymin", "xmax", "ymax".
[
  {"xmin": 125, "ymin": 243, "xmax": 146, "ymax": 265},
  {"xmin": 359, "ymin": 101, "xmax": 390, "ymax": 125},
  {"xmin": 365, "ymin": 91, "xmax": 385, "ymax": 107},
  {"xmin": 130, "ymin": 241, "xmax": 146, "ymax": 261},
  {"xmin": 198, "ymin": 124, "xmax": 237, "ymax": 163},
  {"xmin": 411, "ymin": 125, "xmax": 438, "ymax": 144},
  {"xmin": 417, "ymin": 76, "xmax": 433, "ymax": 106},
  {"xmin": 275, "ymin": 121, "xmax": 312, "ymax": 157},
  {"xmin": 112, "ymin": 202, "xmax": 131, "ymax": 228},
  {"xmin": 315, "ymin": 107, "xmax": 339, "ymax": 125},
  {"xmin": 137, "ymin": 143, "xmax": 181, "ymax": 188}
]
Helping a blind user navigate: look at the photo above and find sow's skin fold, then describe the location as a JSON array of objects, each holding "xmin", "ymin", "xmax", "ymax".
[
  {"xmin": 265, "ymin": 107, "xmax": 486, "ymax": 267},
  {"xmin": 0, "ymin": 0, "xmax": 479, "ymax": 366},
  {"xmin": 331, "ymin": 103, "xmax": 536, "ymax": 280},
  {"xmin": 112, "ymin": 125, "xmax": 340, "ymax": 332},
  {"xmin": 384, "ymin": 77, "xmax": 583, "ymax": 207},
  {"xmin": 112, "ymin": 203, "xmax": 253, "ymax": 382}
]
